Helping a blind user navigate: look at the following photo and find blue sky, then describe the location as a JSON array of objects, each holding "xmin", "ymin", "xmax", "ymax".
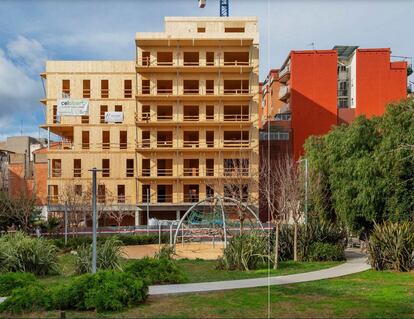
[{"xmin": 0, "ymin": 0, "xmax": 412, "ymax": 140}]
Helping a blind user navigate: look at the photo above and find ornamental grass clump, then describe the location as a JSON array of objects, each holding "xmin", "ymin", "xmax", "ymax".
[
  {"xmin": 368, "ymin": 221, "xmax": 414, "ymax": 272},
  {"xmin": 0, "ymin": 232, "xmax": 59, "ymax": 275}
]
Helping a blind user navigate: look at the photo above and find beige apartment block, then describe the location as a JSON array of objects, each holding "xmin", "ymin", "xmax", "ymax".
[{"xmin": 41, "ymin": 17, "xmax": 259, "ymax": 225}]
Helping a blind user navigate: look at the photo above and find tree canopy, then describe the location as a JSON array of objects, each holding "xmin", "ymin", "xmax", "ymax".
[{"xmin": 304, "ymin": 99, "xmax": 414, "ymax": 232}]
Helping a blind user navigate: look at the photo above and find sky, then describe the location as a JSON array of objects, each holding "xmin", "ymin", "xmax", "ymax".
[{"xmin": 0, "ymin": 0, "xmax": 412, "ymax": 140}]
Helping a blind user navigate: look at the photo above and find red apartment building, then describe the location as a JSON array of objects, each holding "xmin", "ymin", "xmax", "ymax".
[{"xmin": 260, "ymin": 46, "xmax": 408, "ymax": 162}]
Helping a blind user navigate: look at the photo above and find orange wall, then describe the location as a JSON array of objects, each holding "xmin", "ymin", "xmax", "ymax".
[
  {"xmin": 290, "ymin": 51, "xmax": 338, "ymax": 160},
  {"xmin": 33, "ymin": 162, "xmax": 48, "ymax": 205},
  {"xmin": 356, "ymin": 49, "xmax": 407, "ymax": 117}
]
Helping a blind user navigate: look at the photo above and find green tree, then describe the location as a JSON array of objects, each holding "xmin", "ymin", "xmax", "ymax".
[{"xmin": 304, "ymin": 99, "xmax": 414, "ymax": 232}]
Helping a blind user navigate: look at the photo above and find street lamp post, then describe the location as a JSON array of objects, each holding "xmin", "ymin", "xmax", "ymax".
[
  {"xmin": 89, "ymin": 167, "xmax": 103, "ymax": 274},
  {"xmin": 298, "ymin": 158, "xmax": 308, "ymax": 224}
]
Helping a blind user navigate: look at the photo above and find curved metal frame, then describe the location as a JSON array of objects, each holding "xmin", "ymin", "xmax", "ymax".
[{"xmin": 172, "ymin": 195, "xmax": 264, "ymax": 249}]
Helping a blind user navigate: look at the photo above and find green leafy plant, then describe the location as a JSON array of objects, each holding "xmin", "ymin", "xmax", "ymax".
[
  {"xmin": 74, "ymin": 237, "xmax": 123, "ymax": 274},
  {"xmin": 124, "ymin": 257, "xmax": 186, "ymax": 284},
  {"xmin": 0, "ymin": 272, "xmax": 37, "ymax": 296},
  {"xmin": 307, "ymin": 242, "xmax": 345, "ymax": 262},
  {"xmin": 0, "ymin": 232, "xmax": 59, "ymax": 275},
  {"xmin": 154, "ymin": 244, "xmax": 175, "ymax": 260},
  {"xmin": 368, "ymin": 221, "xmax": 414, "ymax": 271},
  {"xmin": 217, "ymin": 232, "xmax": 269, "ymax": 271}
]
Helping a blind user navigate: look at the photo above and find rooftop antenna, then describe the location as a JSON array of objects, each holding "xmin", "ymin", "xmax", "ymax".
[
  {"xmin": 198, "ymin": 0, "xmax": 230, "ymax": 17},
  {"xmin": 307, "ymin": 42, "xmax": 315, "ymax": 50}
]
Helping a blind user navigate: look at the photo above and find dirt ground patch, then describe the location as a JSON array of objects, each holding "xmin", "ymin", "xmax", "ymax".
[{"xmin": 122, "ymin": 242, "xmax": 225, "ymax": 260}]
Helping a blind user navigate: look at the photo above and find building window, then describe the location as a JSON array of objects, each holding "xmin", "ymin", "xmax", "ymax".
[
  {"xmin": 206, "ymin": 52, "xmax": 214, "ymax": 66},
  {"xmin": 206, "ymin": 185, "xmax": 214, "ymax": 197},
  {"xmin": 83, "ymin": 80, "xmax": 90, "ymax": 98},
  {"xmin": 102, "ymin": 130, "xmax": 110, "ymax": 149},
  {"xmin": 82, "ymin": 131, "xmax": 90, "ymax": 149},
  {"xmin": 142, "ymin": 51, "xmax": 150, "ymax": 66},
  {"xmin": 142, "ymin": 159, "xmax": 150, "ymax": 176},
  {"xmin": 48, "ymin": 185, "xmax": 59, "ymax": 204},
  {"xmin": 120, "ymin": 131, "xmax": 127, "ymax": 149},
  {"xmin": 101, "ymin": 80, "xmax": 109, "ymax": 98},
  {"xmin": 259, "ymin": 132, "xmax": 290, "ymax": 141},
  {"xmin": 52, "ymin": 105, "xmax": 59, "ymax": 124},
  {"xmin": 124, "ymin": 80, "xmax": 132, "ymax": 98},
  {"xmin": 62, "ymin": 80, "xmax": 70, "ymax": 98},
  {"xmin": 117, "ymin": 185, "xmax": 125, "ymax": 203},
  {"xmin": 73, "ymin": 159, "xmax": 81, "ymax": 177},
  {"xmin": 102, "ymin": 159, "xmax": 110, "ymax": 177},
  {"xmin": 206, "ymin": 80, "xmax": 214, "ymax": 94},
  {"xmin": 100, "ymin": 105, "xmax": 108, "ymax": 123},
  {"xmin": 98, "ymin": 184, "xmax": 106, "ymax": 203},
  {"xmin": 126, "ymin": 159, "xmax": 134, "ymax": 177},
  {"xmin": 51, "ymin": 159, "xmax": 61, "ymax": 177},
  {"xmin": 74, "ymin": 184, "xmax": 82, "ymax": 196},
  {"xmin": 224, "ymin": 27, "xmax": 245, "ymax": 33},
  {"xmin": 142, "ymin": 79, "xmax": 150, "ymax": 94},
  {"xmin": 338, "ymin": 97, "xmax": 348, "ymax": 108},
  {"xmin": 206, "ymin": 105, "xmax": 214, "ymax": 120},
  {"xmin": 197, "ymin": 27, "xmax": 206, "ymax": 33},
  {"xmin": 274, "ymin": 113, "xmax": 291, "ymax": 121}
]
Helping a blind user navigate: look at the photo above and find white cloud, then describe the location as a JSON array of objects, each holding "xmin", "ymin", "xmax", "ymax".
[{"xmin": 7, "ymin": 36, "xmax": 47, "ymax": 74}]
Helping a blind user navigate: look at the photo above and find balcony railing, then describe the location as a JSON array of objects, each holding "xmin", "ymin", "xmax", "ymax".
[
  {"xmin": 126, "ymin": 168, "xmax": 134, "ymax": 177},
  {"xmin": 223, "ymin": 88, "xmax": 249, "ymax": 94},
  {"xmin": 184, "ymin": 194, "xmax": 200, "ymax": 203},
  {"xmin": 223, "ymin": 61, "xmax": 249, "ymax": 66},
  {"xmin": 223, "ymin": 140, "xmax": 250, "ymax": 148},
  {"xmin": 206, "ymin": 168, "xmax": 215, "ymax": 176},
  {"xmin": 206, "ymin": 141, "xmax": 214, "ymax": 148},
  {"xmin": 157, "ymin": 114, "xmax": 173, "ymax": 121},
  {"xmin": 141, "ymin": 168, "xmax": 151, "ymax": 177},
  {"xmin": 51, "ymin": 168, "xmax": 61, "ymax": 178},
  {"xmin": 279, "ymin": 61, "xmax": 291, "ymax": 79},
  {"xmin": 102, "ymin": 168, "xmax": 110, "ymax": 177},
  {"xmin": 140, "ymin": 112, "xmax": 151, "ymax": 121},
  {"xmin": 157, "ymin": 168, "xmax": 173, "ymax": 176},
  {"xmin": 223, "ymin": 114, "xmax": 249, "ymax": 121},
  {"xmin": 101, "ymin": 89, "xmax": 109, "ymax": 98},
  {"xmin": 73, "ymin": 168, "xmax": 82, "ymax": 178},
  {"xmin": 183, "ymin": 141, "xmax": 199, "ymax": 148},
  {"xmin": 183, "ymin": 168, "xmax": 199, "ymax": 176},
  {"xmin": 48, "ymin": 195, "xmax": 60, "ymax": 204},
  {"xmin": 183, "ymin": 115, "xmax": 199, "ymax": 121},
  {"xmin": 223, "ymin": 167, "xmax": 250, "ymax": 176},
  {"xmin": 278, "ymin": 85, "xmax": 290, "ymax": 99},
  {"xmin": 124, "ymin": 89, "xmax": 133, "ymax": 98},
  {"xmin": 142, "ymin": 86, "xmax": 151, "ymax": 94},
  {"xmin": 83, "ymin": 89, "xmax": 91, "ymax": 98},
  {"xmin": 183, "ymin": 88, "xmax": 199, "ymax": 94},
  {"xmin": 157, "ymin": 194, "xmax": 173, "ymax": 203},
  {"xmin": 206, "ymin": 88, "xmax": 214, "ymax": 95},
  {"xmin": 157, "ymin": 140, "xmax": 173, "ymax": 148},
  {"xmin": 157, "ymin": 88, "xmax": 173, "ymax": 94},
  {"xmin": 183, "ymin": 61, "xmax": 199, "ymax": 66}
]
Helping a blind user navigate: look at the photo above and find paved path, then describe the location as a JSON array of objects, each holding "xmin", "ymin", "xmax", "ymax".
[{"xmin": 149, "ymin": 250, "xmax": 370, "ymax": 295}]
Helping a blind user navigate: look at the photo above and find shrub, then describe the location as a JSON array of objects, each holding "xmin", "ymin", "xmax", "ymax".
[
  {"xmin": 154, "ymin": 244, "xmax": 175, "ymax": 260},
  {"xmin": 74, "ymin": 237, "xmax": 123, "ymax": 275},
  {"xmin": 217, "ymin": 232, "xmax": 269, "ymax": 271},
  {"xmin": 0, "ymin": 272, "xmax": 37, "ymax": 296},
  {"xmin": 0, "ymin": 232, "xmax": 59, "ymax": 275},
  {"xmin": 368, "ymin": 221, "xmax": 414, "ymax": 272},
  {"xmin": 124, "ymin": 257, "xmax": 186, "ymax": 284},
  {"xmin": 0, "ymin": 271, "xmax": 148, "ymax": 313},
  {"xmin": 307, "ymin": 242, "xmax": 345, "ymax": 262}
]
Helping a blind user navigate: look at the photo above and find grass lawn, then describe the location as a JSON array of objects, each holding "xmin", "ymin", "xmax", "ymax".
[{"xmin": 18, "ymin": 270, "xmax": 414, "ymax": 318}]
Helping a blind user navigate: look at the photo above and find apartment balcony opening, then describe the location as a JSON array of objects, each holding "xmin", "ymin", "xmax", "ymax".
[
  {"xmin": 184, "ymin": 159, "xmax": 199, "ymax": 176},
  {"xmin": 142, "ymin": 79, "xmax": 150, "ymax": 94},
  {"xmin": 224, "ymin": 184, "xmax": 248, "ymax": 201},
  {"xmin": 73, "ymin": 159, "xmax": 81, "ymax": 178},
  {"xmin": 141, "ymin": 105, "xmax": 150, "ymax": 121},
  {"xmin": 224, "ymin": 158, "xmax": 249, "ymax": 176},
  {"xmin": 183, "ymin": 80, "xmax": 199, "ymax": 94},
  {"xmin": 126, "ymin": 159, "xmax": 134, "ymax": 177},
  {"xmin": 184, "ymin": 185, "xmax": 199, "ymax": 203},
  {"xmin": 206, "ymin": 52, "xmax": 214, "ymax": 66},
  {"xmin": 206, "ymin": 105, "xmax": 214, "ymax": 120},
  {"xmin": 82, "ymin": 131, "xmax": 90, "ymax": 149},
  {"xmin": 142, "ymin": 184, "xmax": 150, "ymax": 202},
  {"xmin": 142, "ymin": 51, "xmax": 150, "ymax": 66},
  {"xmin": 184, "ymin": 105, "xmax": 199, "ymax": 121},
  {"xmin": 74, "ymin": 185, "xmax": 82, "ymax": 197},
  {"xmin": 206, "ymin": 158, "xmax": 214, "ymax": 176},
  {"xmin": 83, "ymin": 80, "xmax": 91, "ymax": 98},
  {"xmin": 206, "ymin": 131, "xmax": 214, "ymax": 148},
  {"xmin": 102, "ymin": 159, "xmax": 110, "ymax": 177},
  {"xmin": 142, "ymin": 131, "xmax": 150, "ymax": 148},
  {"xmin": 157, "ymin": 80, "xmax": 173, "ymax": 94},
  {"xmin": 141, "ymin": 159, "xmax": 150, "ymax": 176},
  {"xmin": 98, "ymin": 184, "xmax": 106, "ymax": 204},
  {"xmin": 62, "ymin": 80, "xmax": 70, "ymax": 98},
  {"xmin": 157, "ymin": 185, "xmax": 173, "ymax": 203},
  {"xmin": 157, "ymin": 52, "xmax": 173, "ymax": 66},
  {"xmin": 157, "ymin": 105, "xmax": 173, "ymax": 120},
  {"xmin": 224, "ymin": 80, "xmax": 249, "ymax": 94},
  {"xmin": 51, "ymin": 159, "xmax": 61, "ymax": 177},
  {"xmin": 100, "ymin": 105, "xmax": 108, "ymax": 124},
  {"xmin": 206, "ymin": 80, "xmax": 214, "ymax": 94},
  {"xmin": 224, "ymin": 52, "xmax": 249, "ymax": 66},
  {"xmin": 184, "ymin": 52, "xmax": 199, "ymax": 66},
  {"xmin": 157, "ymin": 159, "xmax": 173, "ymax": 176},
  {"xmin": 206, "ymin": 185, "xmax": 214, "ymax": 197},
  {"xmin": 120, "ymin": 131, "xmax": 127, "ymax": 149},
  {"xmin": 117, "ymin": 185, "xmax": 126, "ymax": 203},
  {"xmin": 102, "ymin": 131, "xmax": 110, "ymax": 150},
  {"xmin": 183, "ymin": 131, "xmax": 199, "ymax": 148},
  {"xmin": 223, "ymin": 131, "xmax": 249, "ymax": 147},
  {"xmin": 52, "ymin": 105, "xmax": 59, "ymax": 124},
  {"xmin": 101, "ymin": 80, "xmax": 109, "ymax": 98},
  {"xmin": 157, "ymin": 131, "xmax": 173, "ymax": 148},
  {"xmin": 124, "ymin": 80, "xmax": 132, "ymax": 98},
  {"xmin": 224, "ymin": 105, "xmax": 249, "ymax": 121},
  {"xmin": 48, "ymin": 185, "xmax": 59, "ymax": 204}
]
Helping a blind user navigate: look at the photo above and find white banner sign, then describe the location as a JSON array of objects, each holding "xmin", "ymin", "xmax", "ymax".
[
  {"xmin": 57, "ymin": 99, "xmax": 89, "ymax": 116},
  {"xmin": 105, "ymin": 112, "xmax": 124, "ymax": 123}
]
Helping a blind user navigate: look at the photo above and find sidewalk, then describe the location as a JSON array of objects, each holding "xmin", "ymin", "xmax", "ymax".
[{"xmin": 149, "ymin": 250, "xmax": 370, "ymax": 295}]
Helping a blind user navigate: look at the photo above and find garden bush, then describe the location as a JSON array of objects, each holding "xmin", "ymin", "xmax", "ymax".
[
  {"xmin": 0, "ymin": 271, "xmax": 148, "ymax": 313},
  {"xmin": 307, "ymin": 242, "xmax": 345, "ymax": 262},
  {"xmin": 368, "ymin": 221, "xmax": 414, "ymax": 271},
  {"xmin": 74, "ymin": 237, "xmax": 123, "ymax": 274},
  {"xmin": 0, "ymin": 272, "xmax": 37, "ymax": 296},
  {"xmin": 217, "ymin": 232, "xmax": 269, "ymax": 271},
  {"xmin": 0, "ymin": 232, "xmax": 59, "ymax": 275},
  {"xmin": 124, "ymin": 257, "xmax": 186, "ymax": 284}
]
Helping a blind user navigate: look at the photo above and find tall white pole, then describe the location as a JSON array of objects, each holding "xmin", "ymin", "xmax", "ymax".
[{"xmin": 91, "ymin": 168, "xmax": 97, "ymax": 274}]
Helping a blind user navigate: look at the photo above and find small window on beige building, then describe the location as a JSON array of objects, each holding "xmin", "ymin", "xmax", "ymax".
[
  {"xmin": 102, "ymin": 131, "xmax": 110, "ymax": 149},
  {"xmin": 83, "ymin": 80, "xmax": 90, "ymax": 98},
  {"xmin": 197, "ymin": 27, "xmax": 206, "ymax": 33},
  {"xmin": 206, "ymin": 105, "xmax": 214, "ymax": 120},
  {"xmin": 100, "ymin": 105, "xmax": 108, "ymax": 123},
  {"xmin": 206, "ymin": 52, "xmax": 214, "ymax": 66},
  {"xmin": 142, "ymin": 158, "xmax": 150, "ymax": 176},
  {"xmin": 142, "ymin": 51, "xmax": 150, "ymax": 66},
  {"xmin": 98, "ymin": 184, "xmax": 106, "ymax": 203},
  {"xmin": 117, "ymin": 185, "xmax": 125, "ymax": 203},
  {"xmin": 225, "ymin": 27, "xmax": 245, "ymax": 33},
  {"xmin": 120, "ymin": 131, "xmax": 127, "ymax": 149},
  {"xmin": 102, "ymin": 159, "xmax": 110, "ymax": 177},
  {"xmin": 124, "ymin": 80, "xmax": 132, "ymax": 98},
  {"xmin": 73, "ymin": 159, "xmax": 81, "ymax": 177},
  {"xmin": 101, "ymin": 80, "xmax": 109, "ymax": 98},
  {"xmin": 206, "ymin": 80, "xmax": 214, "ymax": 94},
  {"xmin": 62, "ymin": 80, "xmax": 70, "ymax": 98},
  {"xmin": 142, "ymin": 79, "xmax": 150, "ymax": 94},
  {"xmin": 126, "ymin": 159, "xmax": 134, "ymax": 177},
  {"xmin": 51, "ymin": 159, "xmax": 61, "ymax": 177},
  {"xmin": 82, "ymin": 131, "xmax": 90, "ymax": 149}
]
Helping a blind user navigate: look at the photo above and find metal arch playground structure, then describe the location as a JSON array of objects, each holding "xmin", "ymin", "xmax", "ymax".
[{"xmin": 173, "ymin": 195, "xmax": 264, "ymax": 249}]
